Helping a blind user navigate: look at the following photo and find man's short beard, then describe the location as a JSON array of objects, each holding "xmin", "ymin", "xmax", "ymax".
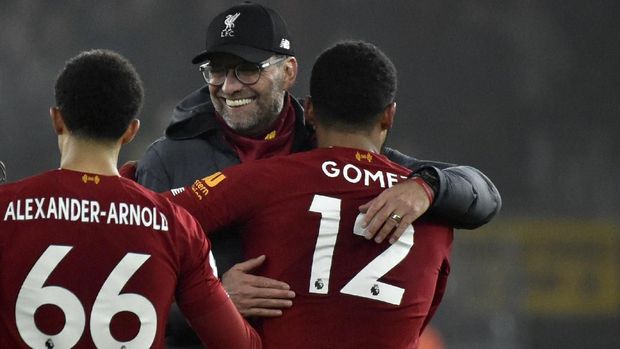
[{"xmin": 221, "ymin": 83, "xmax": 286, "ymax": 137}]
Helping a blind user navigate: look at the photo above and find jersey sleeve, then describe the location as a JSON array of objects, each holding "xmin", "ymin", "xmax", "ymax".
[
  {"xmin": 420, "ymin": 259, "xmax": 450, "ymax": 334},
  {"xmin": 172, "ymin": 206, "xmax": 261, "ymax": 348},
  {"xmin": 418, "ymin": 223, "xmax": 454, "ymax": 334},
  {"xmin": 163, "ymin": 168, "xmax": 260, "ymax": 234}
]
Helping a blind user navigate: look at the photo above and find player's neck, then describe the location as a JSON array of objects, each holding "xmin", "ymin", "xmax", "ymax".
[
  {"xmin": 59, "ymin": 137, "xmax": 120, "ymax": 176},
  {"xmin": 316, "ymin": 129, "xmax": 382, "ymax": 153}
]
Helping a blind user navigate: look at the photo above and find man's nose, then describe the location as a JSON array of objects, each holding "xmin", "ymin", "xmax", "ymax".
[{"xmin": 220, "ymin": 69, "xmax": 243, "ymax": 94}]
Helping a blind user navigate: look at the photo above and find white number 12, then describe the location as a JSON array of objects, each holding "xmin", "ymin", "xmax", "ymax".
[{"xmin": 308, "ymin": 194, "xmax": 414, "ymax": 305}]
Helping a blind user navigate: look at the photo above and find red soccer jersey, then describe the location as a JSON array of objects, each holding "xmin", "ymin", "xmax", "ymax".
[
  {"xmin": 167, "ymin": 147, "xmax": 454, "ymax": 349},
  {"xmin": 0, "ymin": 169, "xmax": 260, "ymax": 349}
]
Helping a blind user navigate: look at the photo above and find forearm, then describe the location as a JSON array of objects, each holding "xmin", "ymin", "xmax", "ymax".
[
  {"xmin": 413, "ymin": 165, "xmax": 501, "ymax": 229},
  {"xmin": 384, "ymin": 147, "xmax": 502, "ymax": 229},
  {"xmin": 183, "ymin": 296, "xmax": 262, "ymax": 348}
]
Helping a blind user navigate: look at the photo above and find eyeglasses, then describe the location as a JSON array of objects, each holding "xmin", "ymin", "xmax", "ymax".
[
  {"xmin": 0, "ymin": 161, "xmax": 6, "ymax": 184},
  {"xmin": 199, "ymin": 56, "xmax": 287, "ymax": 86}
]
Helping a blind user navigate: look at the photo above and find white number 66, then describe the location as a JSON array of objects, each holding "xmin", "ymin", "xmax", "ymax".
[{"xmin": 15, "ymin": 245, "xmax": 156, "ymax": 348}]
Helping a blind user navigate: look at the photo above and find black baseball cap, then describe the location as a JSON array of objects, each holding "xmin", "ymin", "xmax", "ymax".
[{"xmin": 192, "ymin": 1, "xmax": 295, "ymax": 64}]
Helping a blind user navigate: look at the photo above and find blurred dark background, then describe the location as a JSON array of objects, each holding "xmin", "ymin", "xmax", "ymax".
[{"xmin": 1, "ymin": 1, "xmax": 618, "ymax": 348}]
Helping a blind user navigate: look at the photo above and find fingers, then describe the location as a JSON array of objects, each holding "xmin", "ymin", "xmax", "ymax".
[
  {"xmin": 231, "ymin": 284, "xmax": 295, "ymax": 299},
  {"xmin": 229, "ymin": 286, "xmax": 295, "ymax": 318},
  {"xmin": 230, "ymin": 254, "xmax": 266, "ymax": 273},
  {"xmin": 222, "ymin": 256, "xmax": 296, "ymax": 318},
  {"xmin": 223, "ymin": 263, "xmax": 293, "ymax": 293},
  {"xmin": 370, "ymin": 210, "xmax": 402, "ymax": 243},
  {"xmin": 231, "ymin": 291, "xmax": 295, "ymax": 318},
  {"xmin": 358, "ymin": 195, "xmax": 387, "ymax": 231},
  {"xmin": 373, "ymin": 211, "xmax": 417, "ymax": 244},
  {"xmin": 362, "ymin": 198, "xmax": 398, "ymax": 241},
  {"xmin": 357, "ymin": 200, "xmax": 372, "ymax": 214},
  {"xmin": 234, "ymin": 295, "xmax": 294, "ymax": 309},
  {"xmin": 359, "ymin": 178, "xmax": 431, "ymax": 244},
  {"xmin": 388, "ymin": 214, "xmax": 415, "ymax": 244},
  {"xmin": 238, "ymin": 274, "xmax": 293, "ymax": 292}
]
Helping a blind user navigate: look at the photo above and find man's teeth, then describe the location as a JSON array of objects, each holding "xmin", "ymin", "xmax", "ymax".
[{"xmin": 226, "ymin": 98, "xmax": 253, "ymax": 107}]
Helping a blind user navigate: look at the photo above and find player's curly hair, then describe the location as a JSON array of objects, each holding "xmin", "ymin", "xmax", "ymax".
[
  {"xmin": 54, "ymin": 49, "xmax": 144, "ymax": 141},
  {"xmin": 310, "ymin": 40, "xmax": 397, "ymax": 131}
]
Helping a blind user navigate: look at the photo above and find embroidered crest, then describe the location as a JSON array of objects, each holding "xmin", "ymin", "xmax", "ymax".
[
  {"xmin": 355, "ymin": 151, "xmax": 373, "ymax": 163},
  {"xmin": 221, "ymin": 12, "xmax": 241, "ymax": 37},
  {"xmin": 81, "ymin": 174, "xmax": 100, "ymax": 184},
  {"xmin": 280, "ymin": 38, "xmax": 290, "ymax": 50}
]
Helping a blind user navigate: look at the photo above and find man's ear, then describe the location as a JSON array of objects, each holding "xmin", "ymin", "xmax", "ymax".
[
  {"xmin": 304, "ymin": 96, "xmax": 315, "ymax": 127},
  {"xmin": 380, "ymin": 102, "xmax": 396, "ymax": 130},
  {"xmin": 120, "ymin": 119, "xmax": 140, "ymax": 145},
  {"xmin": 282, "ymin": 56, "xmax": 298, "ymax": 90},
  {"xmin": 49, "ymin": 107, "xmax": 66, "ymax": 135}
]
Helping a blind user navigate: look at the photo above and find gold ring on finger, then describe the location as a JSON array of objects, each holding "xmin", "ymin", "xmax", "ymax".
[{"xmin": 389, "ymin": 213, "xmax": 402, "ymax": 225}]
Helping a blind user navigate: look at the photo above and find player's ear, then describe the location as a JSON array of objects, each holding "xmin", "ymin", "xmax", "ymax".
[
  {"xmin": 120, "ymin": 119, "xmax": 140, "ymax": 145},
  {"xmin": 304, "ymin": 96, "xmax": 316, "ymax": 128},
  {"xmin": 49, "ymin": 107, "xmax": 66, "ymax": 135},
  {"xmin": 380, "ymin": 102, "xmax": 396, "ymax": 130}
]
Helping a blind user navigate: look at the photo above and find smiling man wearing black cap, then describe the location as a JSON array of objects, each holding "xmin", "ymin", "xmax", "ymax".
[
  {"xmin": 135, "ymin": 1, "xmax": 500, "ymax": 346},
  {"xmin": 191, "ymin": 1, "xmax": 297, "ymax": 140}
]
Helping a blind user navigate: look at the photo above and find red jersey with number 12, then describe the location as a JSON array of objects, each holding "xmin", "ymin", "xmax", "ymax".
[
  {"xmin": 0, "ymin": 169, "xmax": 259, "ymax": 349},
  {"xmin": 168, "ymin": 147, "xmax": 453, "ymax": 349}
]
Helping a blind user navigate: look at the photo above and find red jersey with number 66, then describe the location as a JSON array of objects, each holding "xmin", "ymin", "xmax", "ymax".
[
  {"xmin": 166, "ymin": 147, "xmax": 453, "ymax": 349},
  {"xmin": 0, "ymin": 169, "xmax": 260, "ymax": 349}
]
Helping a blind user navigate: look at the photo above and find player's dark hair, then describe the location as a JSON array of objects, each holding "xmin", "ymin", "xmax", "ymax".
[
  {"xmin": 54, "ymin": 49, "xmax": 144, "ymax": 141},
  {"xmin": 310, "ymin": 40, "xmax": 397, "ymax": 131}
]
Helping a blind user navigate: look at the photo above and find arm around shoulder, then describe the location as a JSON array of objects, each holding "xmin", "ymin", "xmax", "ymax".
[
  {"xmin": 414, "ymin": 165, "xmax": 501, "ymax": 229},
  {"xmin": 384, "ymin": 147, "xmax": 502, "ymax": 229},
  {"xmin": 174, "ymin": 210, "xmax": 262, "ymax": 348},
  {"xmin": 184, "ymin": 297, "xmax": 262, "ymax": 349}
]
